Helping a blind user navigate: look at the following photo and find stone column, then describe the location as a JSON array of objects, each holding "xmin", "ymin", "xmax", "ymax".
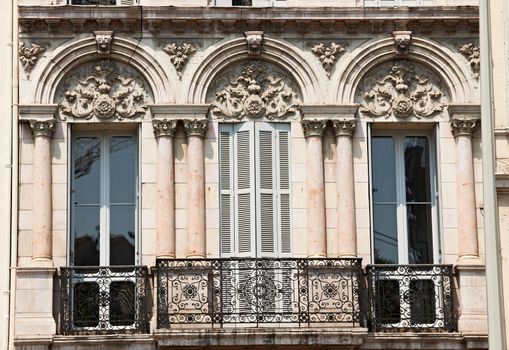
[
  {"xmin": 29, "ymin": 119, "xmax": 55, "ymax": 262},
  {"xmin": 332, "ymin": 119, "xmax": 357, "ymax": 258},
  {"xmin": 153, "ymin": 119, "xmax": 178, "ymax": 259},
  {"xmin": 184, "ymin": 119, "xmax": 208, "ymax": 258},
  {"xmin": 302, "ymin": 120, "xmax": 327, "ymax": 258},
  {"xmin": 451, "ymin": 118, "xmax": 480, "ymax": 263}
]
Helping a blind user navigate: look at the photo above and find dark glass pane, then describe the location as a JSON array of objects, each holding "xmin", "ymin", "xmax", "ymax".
[
  {"xmin": 110, "ymin": 136, "xmax": 136, "ymax": 204},
  {"xmin": 410, "ymin": 280, "xmax": 436, "ymax": 324},
  {"xmin": 404, "ymin": 137, "xmax": 430, "ymax": 202},
  {"xmin": 373, "ymin": 204, "xmax": 398, "ymax": 264},
  {"xmin": 74, "ymin": 137, "xmax": 101, "ymax": 205},
  {"xmin": 73, "ymin": 206, "xmax": 100, "ymax": 266},
  {"xmin": 110, "ymin": 281, "xmax": 136, "ymax": 326},
  {"xmin": 110, "ymin": 205, "xmax": 136, "ymax": 265},
  {"xmin": 372, "ymin": 137, "xmax": 396, "ymax": 202},
  {"xmin": 73, "ymin": 282, "xmax": 99, "ymax": 328},
  {"xmin": 407, "ymin": 204, "xmax": 433, "ymax": 264},
  {"xmin": 233, "ymin": 0, "xmax": 252, "ymax": 5},
  {"xmin": 375, "ymin": 280, "xmax": 401, "ymax": 324}
]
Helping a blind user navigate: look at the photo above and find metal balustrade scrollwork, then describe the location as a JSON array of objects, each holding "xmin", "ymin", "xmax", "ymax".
[
  {"xmin": 156, "ymin": 258, "xmax": 363, "ymax": 327},
  {"xmin": 366, "ymin": 264, "xmax": 456, "ymax": 332},
  {"xmin": 60, "ymin": 266, "xmax": 150, "ymax": 335}
]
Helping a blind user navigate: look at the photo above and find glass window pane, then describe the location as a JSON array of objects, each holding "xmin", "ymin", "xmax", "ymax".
[
  {"xmin": 110, "ymin": 281, "xmax": 136, "ymax": 326},
  {"xmin": 110, "ymin": 205, "xmax": 136, "ymax": 265},
  {"xmin": 73, "ymin": 206, "xmax": 100, "ymax": 266},
  {"xmin": 373, "ymin": 204, "xmax": 398, "ymax": 264},
  {"xmin": 110, "ymin": 136, "xmax": 136, "ymax": 204},
  {"xmin": 404, "ymin": 137, "xmax": 430, "ymax": 203},
  {"xmin": 372, "ymin": 137, "xmax": 396, "ymax": 202},
  {"xmin": 375, "ymin": 280, "xmax": 401, "ymax": 324},
  {"xmin": 74, "ymin": 137, "xmax": 101, "ymax": 205},
  {"xmin": 407, "ymin": 204, "xmax": 433, "ymax": 264}
]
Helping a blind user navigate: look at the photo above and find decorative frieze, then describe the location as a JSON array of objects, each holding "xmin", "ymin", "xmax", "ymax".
[
  {"xmin": 459, "ymin": 43, "xmax": 480, "ymax": 80},
  {"xmin": 301, "ymin": 120, "xmax": 327, "ymax": 138},
  {"xmin": 311, "ymin": 42, "xmax": 345, "ymax": 78},
  {"xmin": 29, "ymin": 119, "xmax": 55, "ymax": 138},
  {"xmin": 93, "ymin": 30, "xmax": 114, "ymax": 54},
  {"xmin": 245, "ymin": 31, "xmax": 264, "ymax": 56},
  {"xmin": 153, "ymin": 119, "xmax": 178, "ymax": 138},
  {"xmin": 392, "ymin": 31, "xmax": 412, "ymax": 55},
  {"xmin": 19, "ymin": 41, "xmax": 45, "ymax": 77},
  {"xmin": 358, "ymin": 61, "xmax": 447, "ymax": 119},
  {"xmin": 163, "ymin": 43, "xmax": 197, "ymax": 79},
  {"xmin": 57, "ymin": 61, "xmax": 150, "ymax": 120},
  {"xmin": 208, "ymin": 61, "xmax": 301, "ymax": 121},
  {"xmin": 451, "ymin": 118, "xmax": 478, "ymax": 137},
  {"xmin": 184, "ymin": 119, "xmax": 208, "ymax": 138},
  {"xmin": 332, "ymin": 119, "xmax": 356, "ymax": 137}
]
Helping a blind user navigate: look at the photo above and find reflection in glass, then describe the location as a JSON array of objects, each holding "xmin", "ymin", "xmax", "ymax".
[
  {"xmin": 404, "ymin": 137, "xmax": 430, "ymax": 203},
  {"xmin": 372, "ymin": 137, "xmax": 398, "ymax": 264},
  {"xmin": 110, "ymin": 281, "xmax": 136, "ymax": 326},
  {"xmin": 410, "ymin": 280, "xmax": 436, "ymax": 324},
  {"xmin": 73, "ymin": 206, "xmax": 100, "ymax": 266},
  {"xmin": 110, "ymin": 205, "xmax": 136, "ymax": 265},
  {"xmin": 407, "ymin": 204, "xmax": 433, "ymax": 264},
  {"xmin": 376, "ymin": 280, "xmax": 401, "ymax": 324}
]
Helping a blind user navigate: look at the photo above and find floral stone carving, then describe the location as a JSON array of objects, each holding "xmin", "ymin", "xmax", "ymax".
[
  {"xmin": 58, "ymin": 61, "xmax": 150, "ymax": 120},
  {"xmin": 311, "ymin": 42, "xmax": 345, "ymax": 78},
  {"xmin": 208, "ymin": 61, "xmax": 301, "ymax": 120},
  {"xmin": 163, "ymin": 42, "xmax": 197, "ymax": 79},
  {"xmin": 459, "ymin": 43, "xmax": 480, "ymax": 80},
  {"xmin": 19, "ymin": 41, "xmax": 45, "ymax": 77},
  {"xmin": 358, "ymin": 61, "xmax": 447, "ymax": 119}
]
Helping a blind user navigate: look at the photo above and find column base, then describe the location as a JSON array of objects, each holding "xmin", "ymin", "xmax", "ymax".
[
  {"xmin": 457, "ymin": 254, "xmax": 483, "ymax": 266},
  {"xmin": 455, "ymin": 264, "xmax": 488, "ymax": 335}
]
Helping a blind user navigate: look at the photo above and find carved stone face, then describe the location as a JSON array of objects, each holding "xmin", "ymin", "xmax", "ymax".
[{"xmin": 96, "ymin": 35, "xmax": 111, "ymax": 52}]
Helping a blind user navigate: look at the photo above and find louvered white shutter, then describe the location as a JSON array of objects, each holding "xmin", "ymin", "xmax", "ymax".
[
  {"xmin": 219, "ymin": 126, "xmax": 234, "ymax": 257},
  {"xmin": 234, "ymin": 123, "xmax": 256, "ymax": 257},
  {"xmin": 276, "ymin": 124, "xmax": 292, "ymax": 256},
  {"xmin": 119, "ymin": 0, "xmax": 135, "ymax": 5}
]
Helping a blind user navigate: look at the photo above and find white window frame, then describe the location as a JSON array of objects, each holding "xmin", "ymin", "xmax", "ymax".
[
  {"xmin": 364, "ymin": 0, "xmax": 433, "ymax": 6},
  {"xmin": 70, "ymin": 131, "xmax": 140, "ymax": 267},
  {"xmin": 215, "ymin": 0, "xmax": 286, "ymax": 7},
  {"xmin": 369, "ymin": 129, "xmax": 440, "ymax": 265},
  {"xmin": 68, "ymin": 0, "xmax": 138, "ymax": 5}
]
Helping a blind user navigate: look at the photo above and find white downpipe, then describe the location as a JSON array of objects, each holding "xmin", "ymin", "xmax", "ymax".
[{"xmin": 480, "ymin": 0, "xmax": 507, "ymax": 348}]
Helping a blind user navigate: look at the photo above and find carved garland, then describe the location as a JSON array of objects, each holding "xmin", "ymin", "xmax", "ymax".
[
  {"xmin": 459, "ymin": 43, "xmax": 480, "ymax": 80},
  {"xmin": 59, "ymin": 61, "xmax": 149, "ymax": 120},
  {"xmin": 359, "ymin": 61, "xmax": 446, "ymax": 119},
  {"xmin": 19, "ymin": 41, "xmax": 45, "ymax": 77},
  {"xmin": 209, "ymin": 61, "xmax": 301, "ymax": 121}
]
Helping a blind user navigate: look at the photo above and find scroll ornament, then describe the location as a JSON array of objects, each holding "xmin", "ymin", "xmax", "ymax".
[
  {"xmin": 19, "ymin": 41, "xmax": 45, "ymax": 77},
  {"xmin": 359, "ymin": 61, "xmax": 446, "ymax": 119},
  {"xmin": 210, "ymin": 61, "xmax": 301, "ymax": 120},
  {"xmin": 59, "ymin": 62, "xmax": 149, "ymax": 120}
]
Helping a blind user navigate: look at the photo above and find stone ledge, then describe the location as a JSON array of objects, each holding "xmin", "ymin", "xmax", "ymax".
[{"xmin": 360, "ymin": 333, "xmax": 488, "ymax": 350}]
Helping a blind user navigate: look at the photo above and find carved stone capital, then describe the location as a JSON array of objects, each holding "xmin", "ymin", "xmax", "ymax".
[
  {"xmin": 451, "ymin": 118, "xmax": 478, "ymax": 137},
  {"xmin": 184, "ymin": 119, "xmax": 208, "ymax": 138},
  {"xmin": 302, "ymin": 120, "xmax": 327, "ymax": 138},
  {"xmin": 393, "ymin": 31, "xmax": 412, "ymax": 55},
  {"xmin": 163, "ymin": 42, "xmax": 197, "ymax": 79},
  {"xmin": 153, "ymin": 119, "xmax": 178, "ymax": 138},
  {"xmin": 29, "ymin": 119, "xmax": 55, "ymax": 138},
  {"xmin": 459, "ymin": 43, "xmax": 480, "ymax": 80},
  {"xmin": 19, "ymin": 41, "xmax": 45, "ymax": 77},
  {"xmin": 245, "ymin": 31, "xmax": 263, "ymax": 56},
  {"xmin": 94, "ymin": 30, "xmax": 114, "ymax": 54},
  {"xmin": 311, "ymin": 42, "xmax": 345, "ymax": 78},
  {"xmin": 332, "ymin": 119, "xmax": 356, "ymax": 137}
]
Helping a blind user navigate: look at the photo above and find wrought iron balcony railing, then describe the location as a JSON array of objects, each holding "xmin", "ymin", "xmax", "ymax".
[
  {"xmin": 60, "ymin": 266, "xmax": 150, "ymax": 335},
  {"xmin": 366, "ymin": 264, "xmax": 456, "ymax": 332},
  {"xmin": 156, "ymin": 258, "xmax": 363, "ymax": 328},
  {"xmin": 69, "ymin": 0, "xmax": 117, "ymax": 4}
]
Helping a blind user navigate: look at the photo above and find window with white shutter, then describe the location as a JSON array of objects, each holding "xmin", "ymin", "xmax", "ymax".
[{"xmin": 219, "ymin": 122, "xmax": 291, "ymax": 258}]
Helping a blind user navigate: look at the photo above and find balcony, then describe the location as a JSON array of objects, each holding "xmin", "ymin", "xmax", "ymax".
[
  {"xmin": 156, "ymin": 258, "xmax": 363, "ymax": 328},
  {"xmin": 60, "ymin": 266, "xmax": 150, "ymax": 335},
  {"xmin": 366, "ymin": 264, "xmax": 456, "ymax": 332}
]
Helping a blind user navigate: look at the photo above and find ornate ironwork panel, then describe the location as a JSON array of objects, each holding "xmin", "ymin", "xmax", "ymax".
[
  {"xmin": 60, "ymin": 266, "xmax": 150, "ymax": 335},
  {"xmin": 70, "ymin": 0, "xmax": 117, "ymax": 4},
  {"xmin": 156, "ymin": 258, "xmax": 362, "ymax": 328},
  {"xmin": 366, "ymin": 265, "xmax": 456, "ymax": 332}
]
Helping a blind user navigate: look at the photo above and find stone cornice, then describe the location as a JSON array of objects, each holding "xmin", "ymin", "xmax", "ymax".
[
  {"xmin": 19, "ymin": 104, "xmax": 58, "ymax": 120},
  {"xmin": 150, "ymin": 104, "xmax": 209, "ymax": 120},
  {"xmin": 301, "ymin": 104, "xmax": 358, "ymax": 120},
  {"xmin": 448, "ymin": 104, "xmax": 481, "ymax": 119},
  {"xmin": 19, "ymin": 6, "xmax": 479, "ymax": 34}
]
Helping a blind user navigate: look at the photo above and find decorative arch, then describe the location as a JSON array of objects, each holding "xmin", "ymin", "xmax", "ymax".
[
  {"xmin": 187, "ymin": 37, "xmax": 320, "ymax": 104},
  {"xmin": 336, "ymin": 36, "xmax": 475, "ymax": 105},
  {"xmin": 34, "ymin": 36, "xmax": 173, "ymax": 104}
]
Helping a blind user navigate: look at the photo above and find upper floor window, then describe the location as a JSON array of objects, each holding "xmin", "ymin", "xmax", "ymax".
[
  {"xmin": 70, "ymin": 0, "xmax": 137, "ymax": 5},
  {"xmin": 364, "ymin": 0, "xmax": 433, "ymax": 6},
  {"xmin": 219, "ymin": 122, "xmax": 291, "ymax": 258},
  {"xmin": 371, "ymin": 131, "xmax": 439, "ymax": 265},
  {"xmin": 215, "ymin": 0, "xmax": 286, "ymax": 6}
]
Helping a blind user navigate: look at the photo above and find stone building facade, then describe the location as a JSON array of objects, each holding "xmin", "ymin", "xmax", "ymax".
[{"xmin": 13, "ymin": 0, "xmax": 488, "ymax": 349}]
